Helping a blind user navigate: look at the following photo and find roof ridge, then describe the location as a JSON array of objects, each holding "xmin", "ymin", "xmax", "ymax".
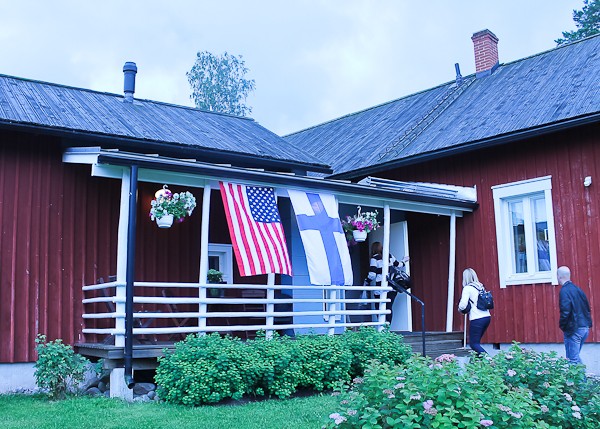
[
  {"xmin": 283, "ymin": 78, "xmax": 461, "ymax": 138},
  {"xmin": 497, "ymin": 32, "xmax": 600, "ymax": 69},
  {"xmin": 0, "ymin": 73, "xmax": 255, "ymax": 121}
]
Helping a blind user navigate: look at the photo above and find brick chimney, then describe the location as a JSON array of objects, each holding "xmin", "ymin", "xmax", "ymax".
[{"xmin": 471, "ymin": 29, "xmax": 499, "ymax": 77}]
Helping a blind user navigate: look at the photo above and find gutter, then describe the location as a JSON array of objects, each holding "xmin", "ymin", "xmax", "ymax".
[
  {"xmin": 93, "ymin": 151, "xmax": 477, "ymax": 210},
  {"xmin": 330, "ymin": 112, "xmax": 600, "ymax": 180}
]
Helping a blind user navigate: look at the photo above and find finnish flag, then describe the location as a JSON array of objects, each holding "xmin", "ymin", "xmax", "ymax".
[{"xmin": 288, "ymin": 190, "xmax": 353, "ymax": 285}]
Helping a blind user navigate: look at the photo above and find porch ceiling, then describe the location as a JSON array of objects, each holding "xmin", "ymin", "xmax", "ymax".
[{"xmin": 63, "ymin": 146, "xmax": 478, "ymax": 216}]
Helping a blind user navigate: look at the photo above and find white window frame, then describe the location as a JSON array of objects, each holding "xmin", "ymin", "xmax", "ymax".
[
  {"xmin": 492, "ymin": 176, "xmax": 558, "ymax": 288},
  {"xmin": 208, "ymin": 243, "xmax": 233, "ymax": 283}
]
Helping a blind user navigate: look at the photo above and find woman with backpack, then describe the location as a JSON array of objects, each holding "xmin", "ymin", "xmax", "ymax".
[{"xmin": 458, "ymin": 268, "xmax": 492, "ymax": 354}]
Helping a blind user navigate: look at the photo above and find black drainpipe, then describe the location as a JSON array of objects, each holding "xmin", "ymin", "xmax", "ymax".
[{"xmin": 124, "ymin": 165, "xmax": 138, "ymax": 389}]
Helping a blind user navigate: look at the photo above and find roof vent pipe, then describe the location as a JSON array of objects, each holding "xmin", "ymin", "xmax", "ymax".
[
  {"xmin": 454, "ymin": 63, "xmax": 463, "ymax": 86},
  {"xmin": 123, "ymin": 62, "xmax": 137, "ymax": 103}
]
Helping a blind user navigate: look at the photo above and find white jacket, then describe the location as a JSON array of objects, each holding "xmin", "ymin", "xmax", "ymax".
[{"xmin": 458, "ymin": 282, "xmax": 491, "ymax": 320}]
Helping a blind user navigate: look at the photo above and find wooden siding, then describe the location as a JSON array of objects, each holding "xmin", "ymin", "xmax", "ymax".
[
  {"xmin": 383, "ymin": 123, "xmax": 599, "ymax": 344},
  {"xmin": 0, "ymin": 131, "xmax": 120, "ymax": 362},
  {"xmin": 0, "ymin": 130, "xmax": 270, "ymax": 362}
]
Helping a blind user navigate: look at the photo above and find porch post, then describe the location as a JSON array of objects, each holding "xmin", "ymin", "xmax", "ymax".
[
  {"xmin": 378, "ymin": 203, "xmax": 391, "ymax": 331},
  {"xmin": 198, "ymin": 184, "xmax": 212, "ymax": 333},
  {"xmin": 266, "ymin": 273, "xmax": 275, "ymax": 338},
  {"xmin": 115, "ymin": 169, "xmax": 132, "ymax": 348},
  {"xmin": 445, "ymin": 211, "xmax": 457, "ymax": 332},
  {"xmin": 110, "ymin": 168, "xmax": 134, "ymax": 401}
]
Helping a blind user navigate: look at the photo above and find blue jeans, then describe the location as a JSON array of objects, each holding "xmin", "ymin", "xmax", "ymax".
[
  {"xmin": 564, "ymin": 327, "xmax": 589, "ymax": 365},
  {"xmin": 469, "ymin": 316, "xmax": 491, "ymax": 355}
]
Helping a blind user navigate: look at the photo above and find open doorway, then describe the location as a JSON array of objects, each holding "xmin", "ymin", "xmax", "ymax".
[{"xmin": 369, "ymin": 221, "xmax": 412, "ymax": 331}]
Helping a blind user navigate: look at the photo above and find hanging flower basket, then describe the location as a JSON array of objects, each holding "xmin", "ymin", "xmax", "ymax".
[
  {"xmin": 156, "ymin": 214, "xmax": 174, "ymax": 228},
  {"xmin": 342, "ymin": 206, "xmax": 380, "ymax": 243},
  {"xmin": 149, "ymin": 185, "xmax": 197, "ymax": 228},
  {"xmin": 352, "ymin": 230, "xmax": 368, "ymax": 242}
]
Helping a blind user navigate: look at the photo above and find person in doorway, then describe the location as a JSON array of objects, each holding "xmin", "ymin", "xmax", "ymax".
[
  {"xmin": 558, "ymin": 266, "xmax": 592, "ymax": 365},
  {"xmin": 366, "ymin": 241, "xmax": 409, "ymax": 323},
  {"xmin": 458, "ymin": 268, "xmax": 491, "ymax": 355}
]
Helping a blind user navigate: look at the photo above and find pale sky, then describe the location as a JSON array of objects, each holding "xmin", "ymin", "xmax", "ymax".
[{"xmin": 0, "ymin": 0, "xmax": 583, "ymax": 135}]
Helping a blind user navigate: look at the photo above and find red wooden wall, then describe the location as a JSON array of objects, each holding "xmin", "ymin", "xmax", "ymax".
[
  {"xmin": 384, "ymin": 123, "xmax": 599, "ymax": 344},
  {"xmin": 0, "ymin": 130, "xmax": 271, "ymax": 362},
  {"xmin": 0, "ymin": 131, "xmax": 120, "ymax": 362}
]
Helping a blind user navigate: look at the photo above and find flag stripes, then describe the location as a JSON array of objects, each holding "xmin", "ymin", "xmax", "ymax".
[{"xmin": 219, "ymin": 182, "xmax": 292, "ymax": 277}]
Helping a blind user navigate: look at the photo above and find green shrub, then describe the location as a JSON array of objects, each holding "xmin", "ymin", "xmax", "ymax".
[
  {"xmin": 343, "ymin": 327, "xmax": 411, "ymax": 377},
  {"xmin": 155, "ymin": 333, "xmax": 257, "ymax": 405},
  {"xmin": 155, "ymin": 329, "xmax": 413, "ymax": 406},
  {"xmin": 34, "ymin": 334, "xmax": 90, "ymax": 400},
  {"xmin": 325, "ymin": 344, "xmax": 600, "ymax": 428},
  {"xmin": 250, "ymin": 333, "xmax": 302, "ymax": 398},
  {"xmin": 294, "ymin": 334, "xmax": 353, "ymax": 391}
]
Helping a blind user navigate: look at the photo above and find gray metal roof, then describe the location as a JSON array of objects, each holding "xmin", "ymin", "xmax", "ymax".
[
  {"xmin": 0, "ymin": 74, "xmax": 330, "ymax": 171},
  {"xmin": 285, "ymin": 35, "xmax": 600, "ymax": 178}
]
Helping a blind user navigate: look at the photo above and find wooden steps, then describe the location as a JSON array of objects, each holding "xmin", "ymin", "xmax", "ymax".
[{"xmin": 393, "ymin": 331, "xmax": 471, "ymax": 358}]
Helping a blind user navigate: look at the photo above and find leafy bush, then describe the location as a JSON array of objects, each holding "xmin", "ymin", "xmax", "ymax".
[
  {"xmin": 325, "ymin": 344, "xmax": 600, "ymax": 428},
  {"xmin": 34, "ymin": 334, "xmax": 90, "ymax": 400},
  {"xmin": 342, "ymin": 327, "xmax": 411, "ymax": 377},
  {"xmin": 294, "ymin": 334, "xmax": 353, "ymax": 391},
  {"xmin": 155, "ymin": 328, "xmax": 412, "ymax": 406},
  {"xmin": 155, "ymin": 333, "xmax": 257, "ymax": 405}
]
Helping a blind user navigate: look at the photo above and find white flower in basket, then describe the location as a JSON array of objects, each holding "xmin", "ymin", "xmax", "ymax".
[
  {"xmin": 149, "ymin": 185, "xmax": 197, "ymax": 228},
  {"xmin": 341, "ymin": 206, "xmax": 380, "ymax": 242}
]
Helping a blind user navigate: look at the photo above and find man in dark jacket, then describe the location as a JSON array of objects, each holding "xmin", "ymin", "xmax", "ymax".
[{"xmin": 558, "ymin": 266, "xmax": 593, "ymax": 365}]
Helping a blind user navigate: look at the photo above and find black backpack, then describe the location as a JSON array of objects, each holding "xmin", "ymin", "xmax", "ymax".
[{"xmin": 474, "ymin": 284, "xmax": 494, "ymax": 310}]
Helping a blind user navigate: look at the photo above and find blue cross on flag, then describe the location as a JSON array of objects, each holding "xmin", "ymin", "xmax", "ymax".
[{"xmin": 288, "ymin": 190, "xmax": 353, "ymax": 285}]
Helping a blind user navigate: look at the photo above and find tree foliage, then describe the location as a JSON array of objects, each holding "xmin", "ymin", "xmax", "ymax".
[
  {"xmin": 187, "ymin": 51, "xmax": 256, "ymax": 117},
  {"xmin": 556, "ymin": 0, "xmax": 600, "ymax": 45}
]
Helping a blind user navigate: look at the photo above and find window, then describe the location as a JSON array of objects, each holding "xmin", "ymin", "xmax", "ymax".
[
  {"xmin": 492, "ymin": 176, "xmax": 558, "ymax": 287},
  {"xmin": 208, "ymin": 244, "xmax": 233, "ymax": 283}
]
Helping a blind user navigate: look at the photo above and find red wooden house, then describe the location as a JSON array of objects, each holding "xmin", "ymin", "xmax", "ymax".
[
  {"xmin": 0, "ymin": 64, "xmax": 476, "ymax": 396},
  {"xmin": 286, "ymin": 30, "xmax": 600, "ymax": 371}
]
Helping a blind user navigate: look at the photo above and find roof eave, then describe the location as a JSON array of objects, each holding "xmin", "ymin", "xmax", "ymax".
[{"xmin": 0, "ymin": 119, "xmax": 333, "ymax": 174}]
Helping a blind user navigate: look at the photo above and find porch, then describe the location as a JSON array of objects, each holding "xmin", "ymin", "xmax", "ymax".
[{"xmin": 64, "ymin": 147, "xmax": 477, "ymax": 399}]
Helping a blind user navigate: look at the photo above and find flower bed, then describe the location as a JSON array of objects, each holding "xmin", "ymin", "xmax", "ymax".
[{"xmin": 325, "ymin": 344, "xmax": 600, "ymax": 428}]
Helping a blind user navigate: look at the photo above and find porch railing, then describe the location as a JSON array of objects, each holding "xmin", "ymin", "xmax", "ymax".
[{"xmin": 82, "ymin": 280, "xmax": 393, "ymax": 340}]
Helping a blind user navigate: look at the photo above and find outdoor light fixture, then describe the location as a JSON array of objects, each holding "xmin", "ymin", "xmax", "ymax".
[{"xmin": 584, "ymin": 176, "xmax": 592, "ymax": 187}]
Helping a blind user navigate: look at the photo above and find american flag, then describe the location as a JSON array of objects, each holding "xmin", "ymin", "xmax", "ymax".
[{"xmin": 219, "ymin": 182, "xmax": 292, "ymax": 277}]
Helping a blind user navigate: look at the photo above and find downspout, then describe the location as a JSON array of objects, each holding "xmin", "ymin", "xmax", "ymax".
[{"xmin": 124, "ymin": 165, "xmax": 138, "ymax": 388}]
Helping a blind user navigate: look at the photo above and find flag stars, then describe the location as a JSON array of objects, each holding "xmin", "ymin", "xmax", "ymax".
[{"xmin": 248, "ymin": 186, "xmax": 281, "ymax": 222}]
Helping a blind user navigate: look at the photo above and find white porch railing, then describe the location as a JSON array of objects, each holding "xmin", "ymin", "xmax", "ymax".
[{"xmin": 82, "ymin": 281, "xmax": 393, "ymax": 339}]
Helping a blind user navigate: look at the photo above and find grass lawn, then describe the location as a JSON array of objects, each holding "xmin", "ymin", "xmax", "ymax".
[{"xmin": 0, "ymin": 393, "xmax": 337, "ymax": 429}]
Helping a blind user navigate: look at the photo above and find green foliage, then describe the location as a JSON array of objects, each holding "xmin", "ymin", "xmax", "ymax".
[
  {"xmin": 206, "ymin": 269, "xmax": 223, "ymax": 283},
  {"xmin": 155, "ymin": 328, "xmax": 411, "ymax": 406},
  {"xmin": 325, "ymin": 344, "xmax": 600, "ymax": 428},
  {"xmin": 155, "ymin": 334, "xmax": 257, "ymax": 405},
  {"xmin": 556, "ymin": 0, "xmax": 600, "ymax": 45},
  {"xmin": 343, "ymin": 327, "xmax": 412, "ymax": 377},
  {"xmin": 33, "ymin": 334, "xmax": 90, "ymax": 400},
  {"xmin": 187, "ymin": 51, "xmax": 256, "ymax": 116}
]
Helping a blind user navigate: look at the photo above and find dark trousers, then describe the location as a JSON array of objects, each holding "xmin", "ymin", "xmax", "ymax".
[
  {"xmin": 469, "ymin": 316, "xmax": 491, "ymax": 354},
  {"xmin": 386, "ymin": 291, "xmax": 397, "ymax": 323}
]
